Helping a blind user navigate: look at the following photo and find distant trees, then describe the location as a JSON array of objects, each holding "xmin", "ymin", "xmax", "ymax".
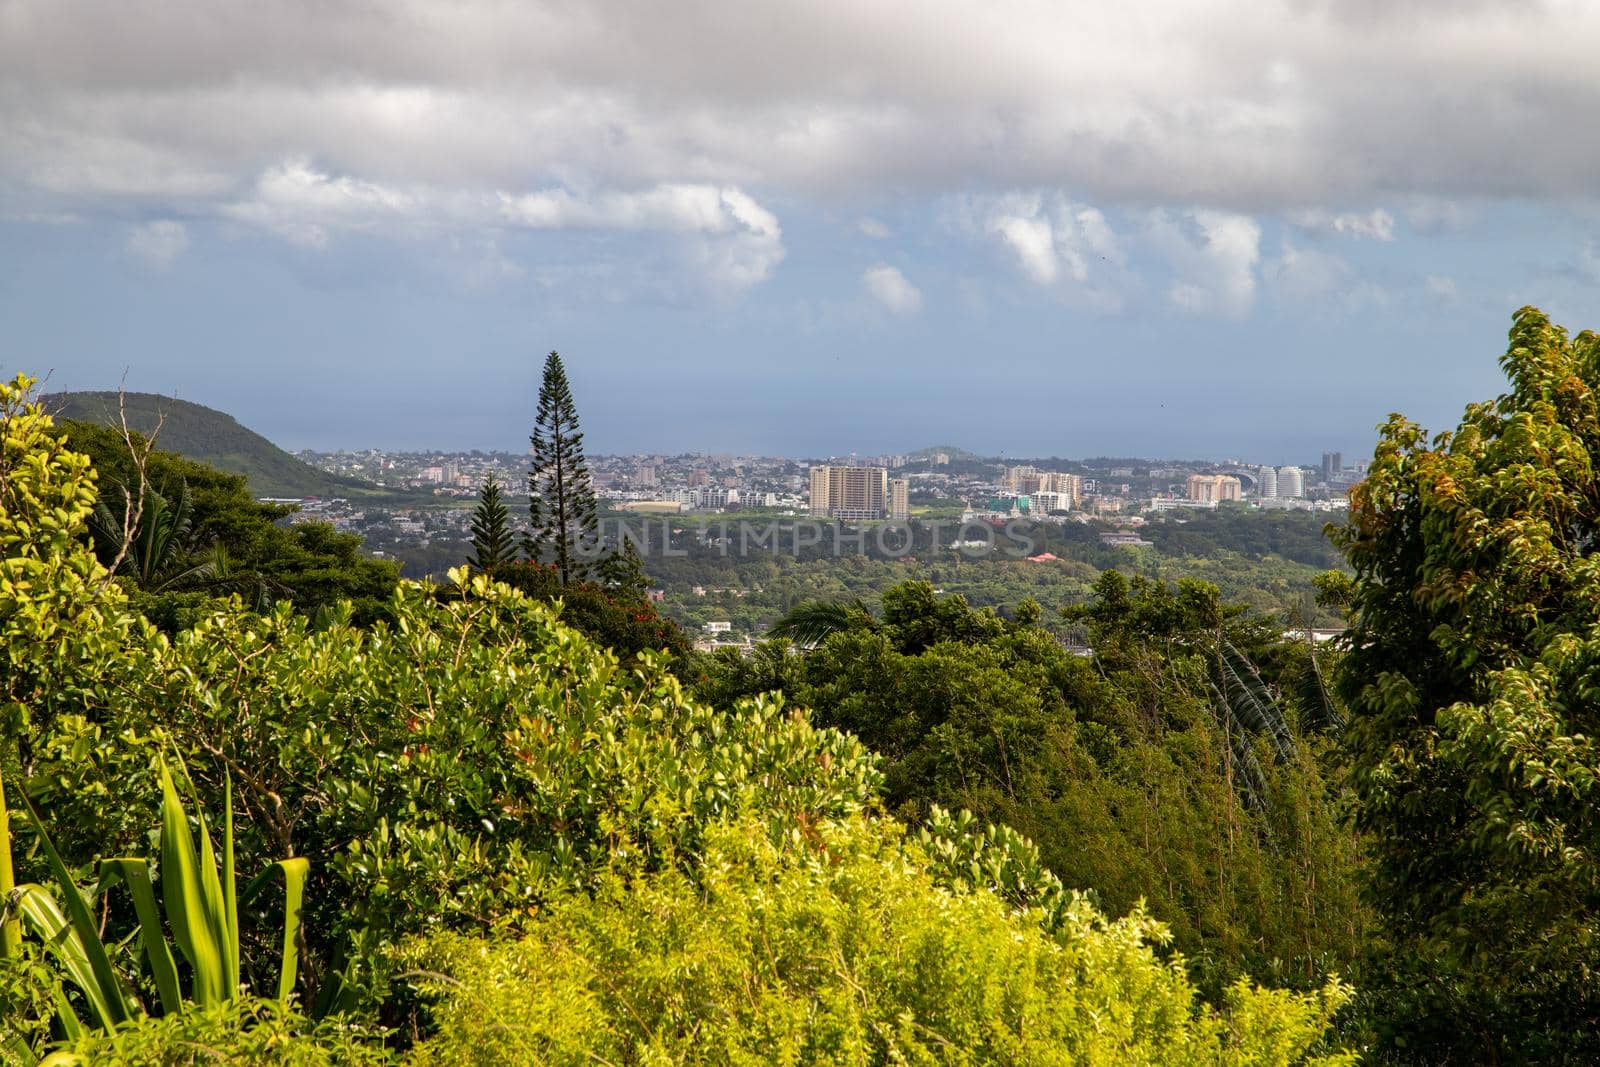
[
  {"xmin": 62, "ymin": 420, "xmax": 399, "ymax": 627},
  {"xmin": 1333, "ymin": 306, "xmax": 1600, "ymax": 1061},
  {"xmin": 696, "ymin": 577, "xmax": 1367, "ymax": 994},
  {"xmin": 455, "ymin": 352, "xmax": 683, "ymax": 661},
  {"xmin": 525, "ymin": 351, "xmax": 599, "ymax": 585},
  {"xmin": 468, "ymin": 475, "xmax": 516, "ymax": 576}
]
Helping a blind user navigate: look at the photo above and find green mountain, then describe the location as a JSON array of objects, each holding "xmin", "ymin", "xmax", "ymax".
[{"xmin": 46, "ymin": 390, "xmax": 375, "ymax": 499}]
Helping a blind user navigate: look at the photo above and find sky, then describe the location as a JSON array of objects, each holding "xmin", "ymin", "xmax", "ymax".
[{"xmin": 5, "ymin": 1, "xmax": 1600, "ymax": 464}]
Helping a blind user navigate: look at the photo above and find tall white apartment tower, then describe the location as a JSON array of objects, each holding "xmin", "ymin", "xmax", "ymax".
[
  {"xmin": 1257, "ymin": 465, "xmax": 1278, "ymax": 498},
  {"xmin": 1277, "ymin": 465, "xmax": 1305, "ymax": 499},
  {"xmin": 889, "ymin": 478, "xmax": 910, "ymax": 521}
]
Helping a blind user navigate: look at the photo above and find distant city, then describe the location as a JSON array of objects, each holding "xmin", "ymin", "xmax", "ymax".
[{"xmin": 287, "ymin": 445, "xmax": 1362, "ymax": 555}]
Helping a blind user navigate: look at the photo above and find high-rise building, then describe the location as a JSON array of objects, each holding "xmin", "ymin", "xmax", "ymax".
[
  {"xmin": 1186, "ymin": 474, "xmax": 1242, "ymax": 502},
  {"xmin": 1039, "ymin": 472, "xmax": 1081, "ymax": 506},
  {"xmin": 810, "ymin": 465, "xmax": 889, "ymax": 520},
  {"xmin": 1277, "ymin": 465, "xmax": 1305, "ymax": 498},
  {"xmin": 1006, "ymin": 467, "xmax": 1081, "ymax": 505},
  {"xmin": 1257, "ymin": 465, "xmax": 1278, "ymax": 498},
  {"xmin": 634, "ymin": 462, "xmax": 657, "ymax": 487},
  {"xmin": 1321, "ymin": 452, "xmax": 1343, "ymax": 482},
  {"xmin": 889, "ymin": 478, "xmax": 910, "ymax": 521},
  {"xmin": 1005, "ymin": 465, "xmax": 1040, "ymax": 493},
  {"xmin": 688, "ymin": 468, "xmax": 710, "ymax": 487}
]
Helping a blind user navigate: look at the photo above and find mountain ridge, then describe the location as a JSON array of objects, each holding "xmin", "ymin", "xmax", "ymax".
[{"xmin": 46, "ymin": 390, "xmax": 377, "ymax": 499}]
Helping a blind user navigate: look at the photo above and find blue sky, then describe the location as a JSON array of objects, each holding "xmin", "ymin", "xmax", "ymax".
[{"xmin": 5, "ymin": 2, "xmax": 1600, "ymax": 465}]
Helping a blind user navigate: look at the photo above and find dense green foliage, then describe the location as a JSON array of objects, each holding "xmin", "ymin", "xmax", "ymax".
[
  {"xmin": 695, "ymin": 578, "xmax": 1367, "ymax": 996},
  {"xmin": 1, "ymin": 374, "xmax": 1354, "ymax": 1062},
  {"xmin": 61, "ymin": 419, "xmax": 400, "ymax": 626},
  {"xmin": 47, "ymin": 391, "xmax": 377, "ymax": 499},
  {"xmin": 405, "ymin": 818, "xmax": 1355, "ymax": 1066},
  {"xmin": 47, "ymin": 998, "xmax": 389, "ymax": 1066},
  {"xmin": 489, "ymin": 560, "xmax": 690, "ymax": 662},
  {"xmin": 1333, "ymin": 307, "xmax": 1600, "ymax": 1061}
]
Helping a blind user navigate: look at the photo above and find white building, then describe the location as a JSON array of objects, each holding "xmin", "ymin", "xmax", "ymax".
[
  {"xmin": 1277, "ymin": 465, "xmax": 1305, "ymax": 499},
  {"xmin": 1257, "ymin": 465, "xmax": 1278, "ymax": 499}
]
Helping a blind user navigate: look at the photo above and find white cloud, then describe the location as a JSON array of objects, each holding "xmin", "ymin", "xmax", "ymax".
[
  {"xmin": 215, "ymin": 161, "xmax": 786, "ymax": 293},
  {"xmin": 223, "ymin": 160, "xmax": 423, "ymax": 247},
  {"xmin": 857, "ymin": 217, "xmax": 891, "ymax": 239},
  {"xmin": 1267, "ymin": 242, "xmax": 1355, "ymax": 301},
  {"xmin": 992, "ymin": 207, "xmax": 1059, "ymax": 285},
  {"xmin": 6, "ymin": 1, "xmax": 1600, "ymax": 221},
  {"xmin": 503, "ymin": 183, "xmax": 784, "ymax": 293},
  {"xmin": 964, "ymin": 192, "xmax": 1132, "ymax": 310},
  {"xmin": 862, "ymin": 264, "xmax": 922, "ymax": 315},
  {"xmin": 124, "ymin": 219, "xmax": 189, "ymax": 266},
  {"xmin": 1425, "ymin": 274, "xmax": 1460, "ymax": 302},
  {"xmin": 1289, "ymin": 208, "xmax": 1396, "ymax": 241},
  {"xmin": 1146, "ymin": 209, "xmax": 1261, "ymax": 318}
]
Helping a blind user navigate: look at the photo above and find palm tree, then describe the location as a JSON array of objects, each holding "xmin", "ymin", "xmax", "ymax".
[
  {"xmin": 89, "ymin": 479, "xmax": 219, "ymax": 592},
  {"xmin": 767, "ymin": 598, "xmax": 874, "ymax": 647}
]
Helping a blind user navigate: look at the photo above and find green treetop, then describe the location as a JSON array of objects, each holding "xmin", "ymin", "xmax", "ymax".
[{"xmin": 1334, "ymin": 306, "xmax": 1600, "ymax": 1061}]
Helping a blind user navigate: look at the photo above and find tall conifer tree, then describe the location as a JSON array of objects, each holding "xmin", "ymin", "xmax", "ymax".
[
  {"xmin": 468, "ymin": 474, "xmax": 516, "ymax": 575},
  {"xmin": 526, "ymin": 351, "xmax": 599, "ymax": 584}
]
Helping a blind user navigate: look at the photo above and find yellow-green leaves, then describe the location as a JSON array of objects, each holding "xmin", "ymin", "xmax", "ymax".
[{"xmin": 404, "ymin": 817, "xmax": 1354, "ymax": 1066}]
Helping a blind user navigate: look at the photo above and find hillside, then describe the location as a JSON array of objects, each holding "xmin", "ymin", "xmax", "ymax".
[{"xmin": 46, "ymin": 390, "xmax": 375, "ymax": 499}]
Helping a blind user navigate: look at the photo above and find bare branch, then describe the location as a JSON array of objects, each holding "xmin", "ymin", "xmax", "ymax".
[{"xmin": 95, "ymin": 372, "xmax": 166, "ymax": 593}]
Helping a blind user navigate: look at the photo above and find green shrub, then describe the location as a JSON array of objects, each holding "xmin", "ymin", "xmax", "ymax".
[
  {"xmin": 491, "ymin": 560, "xmax": 691, "ymax": 662},
  {"xmin": 403, "ymin": 817, "xmax": 1354, "ymax": 1066},
  {"xmin": 698, "ymin": 579, "xmax": 1368, "ymax": 994},
  {"xmin": 47, "ymin": 997, "xmax": 390, "ymax": 1066}
]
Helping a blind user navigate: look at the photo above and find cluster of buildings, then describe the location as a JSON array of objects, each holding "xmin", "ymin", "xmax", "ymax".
[
  {"xmin": 808, "ymin": 465, "xmax": 911, "ymax": 521},
  {"xmin": 1185, "ymin": 474, "xmax": 1243, "ymax": 503},
  {"xmin": 1002, "ymin": 466, "xmax": 1084, "ymax": 513},
  {"xmin": 1175, "ymin": 453, "xmax": 1361, "ymax": 511},
  {"xmin": 295, "ymin": 443, "xmax": 1366, "ymax": 535}
]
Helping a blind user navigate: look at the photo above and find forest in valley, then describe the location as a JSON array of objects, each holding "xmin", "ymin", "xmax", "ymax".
[{"xmin": 6, "ymin": 311, "xmax": 1600, "ymax": 1063}]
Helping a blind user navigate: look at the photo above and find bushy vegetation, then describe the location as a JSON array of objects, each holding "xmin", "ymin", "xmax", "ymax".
[
  {"xmin": 694, "ymin": 576, "xmax": 1367, "ymax": 995},
  {"xmin": 61, "ymin": 418, "xmax": 400, "ymax": 626},
  {"xmin": 1, "ymin": 376, "xmax": 1356, "ymax": 1061},
  {"xmin": 404, "ymin": 818, "xmax": 1355, "ymax": 1066},
  {"xmin": 1332, "ymin": 306, "xmax": 1600, "ymax": 1061},
  {"xmin": 12, "ymin": 307, "xmax": 1600, "ymax": 1063}
]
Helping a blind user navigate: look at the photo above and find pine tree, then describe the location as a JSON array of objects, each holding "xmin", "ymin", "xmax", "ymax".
[
  {"xmin": 597, "ymin": 537, "xmax": 649, "ymax": 596},
  {"xmin": 468, "ymin": 475, "xmax": 516, "ymax": 575},
  {"xmin": 526, "ymin": 351, "xmax": 600, "ymax": 584}
]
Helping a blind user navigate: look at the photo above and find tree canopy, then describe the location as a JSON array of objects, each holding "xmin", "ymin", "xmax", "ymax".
[{"xmin": 1333, "ymin": 306, "xmax": 1600, "ymax": 1060}]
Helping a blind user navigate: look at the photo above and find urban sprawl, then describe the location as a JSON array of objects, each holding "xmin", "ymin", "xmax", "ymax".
[{"xmin": 287, "ymin": 447, "xmax": 1360, "ymax": 548}]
